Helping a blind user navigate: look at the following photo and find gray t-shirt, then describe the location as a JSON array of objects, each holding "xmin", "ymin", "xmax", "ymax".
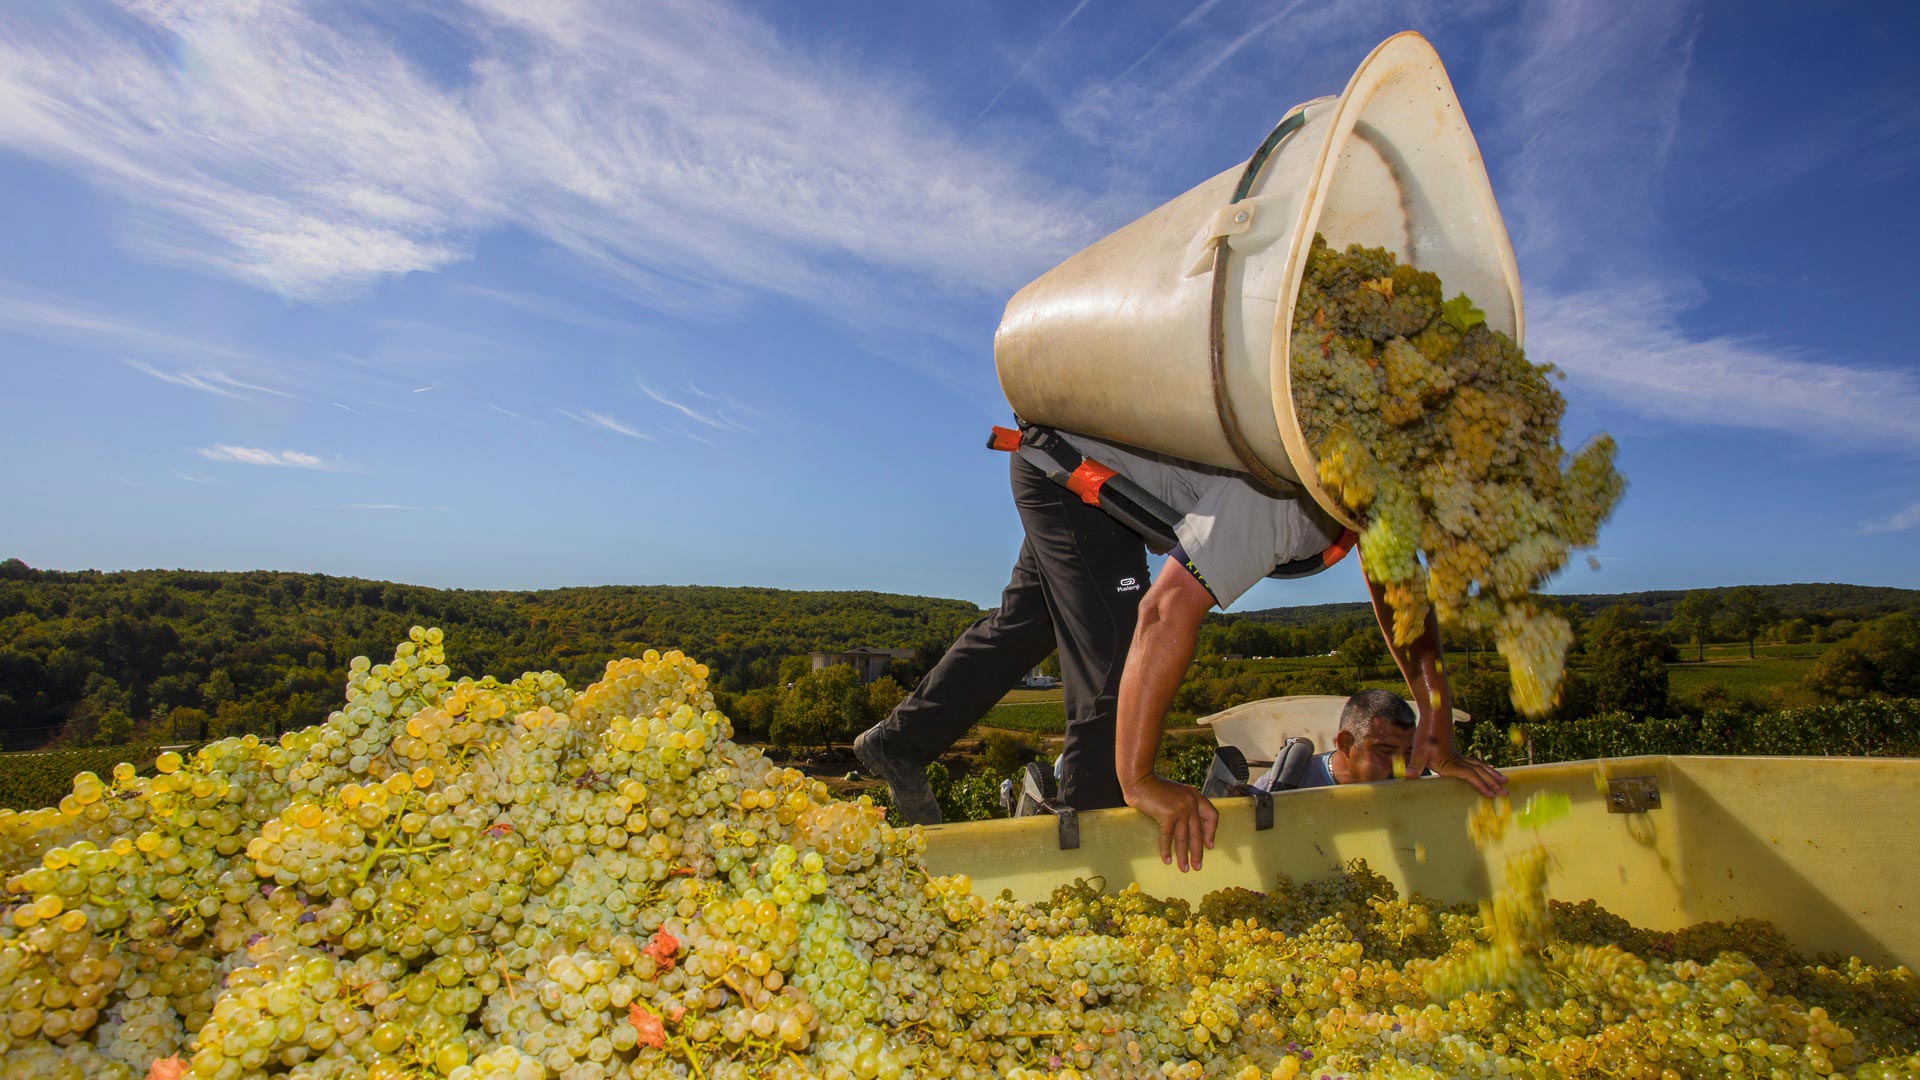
[{"xmin": 1061, "ymin": 433, "xmax": 1344, "ymax": 609}]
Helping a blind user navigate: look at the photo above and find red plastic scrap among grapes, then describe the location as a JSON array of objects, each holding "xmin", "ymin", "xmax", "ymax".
[
  {"xmin": 627, "ymin": 1004, "xmax": 666, "ymax": 1049},
  {"xmin": 647, "ymin": 927, "xmax": 680, "ymax": 970}
]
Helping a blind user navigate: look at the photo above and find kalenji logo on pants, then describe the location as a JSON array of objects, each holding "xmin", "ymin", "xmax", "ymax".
[{"xmin": 1116, "ymin": 577, "xmax": 1141, "ymax": 592}]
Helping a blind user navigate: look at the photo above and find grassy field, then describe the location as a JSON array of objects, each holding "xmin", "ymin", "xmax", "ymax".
[
  {"xmin": 997, "ymin": 687, "xmax": 1064, "ymax": 703},
  {"xmin": 977, "ymin": 695, "xmax": 1200, "ymax": 736},
  {"xmin": 1667, "ymin": 655, "xmax": 1820, "ymax": 698},
  {"xmin": 978, "ymin": 699, "xmax": 1067, "ymax": 734}
]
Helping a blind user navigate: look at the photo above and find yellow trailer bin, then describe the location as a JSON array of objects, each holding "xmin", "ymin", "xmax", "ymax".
[{"xmin": 920, "ymin": 755, "xmax": 1918, "ymax": 968}]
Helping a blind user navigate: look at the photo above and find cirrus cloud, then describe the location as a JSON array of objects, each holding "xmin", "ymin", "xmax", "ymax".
[
  {"xmin": 198, "ymin": 445, "xmax": 336, "ymax": 470},
  {"xmin": 0, "ymin": 0, "xmax": 1105, "ymax": 323}
]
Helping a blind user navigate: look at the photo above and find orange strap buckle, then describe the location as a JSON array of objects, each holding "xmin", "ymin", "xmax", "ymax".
[
  {"xmin": 1323, "ymin": 527, "xmax": 1359, "ymax": 567},
  {"xmin": 1064, "ymin": 460, "xmax": 1117, "ymax": 506},
  {"xmin": 987, "ymin": 426, "xmax": 1022, "ymax": 452}
]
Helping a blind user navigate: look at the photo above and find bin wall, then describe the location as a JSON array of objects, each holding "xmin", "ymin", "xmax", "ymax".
[{"xmin": 919, "ymin": 755, "xmax": 1917, "ymax": 967}]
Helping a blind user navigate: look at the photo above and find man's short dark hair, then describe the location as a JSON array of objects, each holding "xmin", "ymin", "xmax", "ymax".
[{"xmin": 1339, "ymin": 688, "xmax": 1415, "ymax": 742}]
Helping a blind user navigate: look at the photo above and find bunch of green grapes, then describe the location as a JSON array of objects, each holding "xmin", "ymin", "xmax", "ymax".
[
  {"xmin": 5, "ymin": 631, "xmax": 1916, "ymax": 1079},
  {"xmin": 1291, "ymin": 236, "xmax": 1625, "ymax": 714}
]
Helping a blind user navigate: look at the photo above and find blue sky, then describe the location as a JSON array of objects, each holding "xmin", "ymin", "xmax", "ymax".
[{"xmin": 1, "ymin": 0, "xmax": 1916, "ymax": 612}]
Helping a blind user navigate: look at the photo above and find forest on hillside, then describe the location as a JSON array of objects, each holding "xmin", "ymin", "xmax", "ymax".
[
  {"xmin": 0, "ymin": 559, "xmax": 979, "ymax": 750},
  {"xmin": 1230, "ymin": 582, "xmax": 1920, "ymax": 630},
  {"xmin": 3, "ymin": 558, "xmax": 1916, "ymax": 752}
]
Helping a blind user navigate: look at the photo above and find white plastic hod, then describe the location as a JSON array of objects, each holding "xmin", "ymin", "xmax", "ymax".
[
  {"xmin": 1199, "ymin": 694, "xmax": 1472, "ymax": 765},
  {"xmin": 993, "ymin": 31, "xmax": 1522, "ymax": 528}
]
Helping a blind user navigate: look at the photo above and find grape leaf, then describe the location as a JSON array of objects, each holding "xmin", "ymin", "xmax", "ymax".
[
  {"xmin": 1514, "ymin": 791, "xmax": 1572, "ymax": 830},
  {"xmin": 1440, "ymin": 293, "xmax": 1485, "ymax": 333}
]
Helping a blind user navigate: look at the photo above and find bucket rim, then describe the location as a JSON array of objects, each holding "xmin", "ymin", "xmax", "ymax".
[{"xmin": 1268, "ymin": 30, "xmax": 1526, "ymax": 533}]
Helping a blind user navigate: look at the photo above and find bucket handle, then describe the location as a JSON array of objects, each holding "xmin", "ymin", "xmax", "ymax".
[{"xmin": 1208, "ymin": 109, "xmax": 1308, "ymax": 495}]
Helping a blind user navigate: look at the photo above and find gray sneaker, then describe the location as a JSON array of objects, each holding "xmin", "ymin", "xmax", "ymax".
[{"xmin": 853, "ymin": 725, "xmax": 942, "ymax": 825}]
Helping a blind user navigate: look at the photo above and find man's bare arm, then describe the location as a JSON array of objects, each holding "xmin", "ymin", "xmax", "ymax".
[
  {"xmin": 1116, "ymin": 558, "xmax": 1219, "ymax": 872},
  {"xmin": 1362, "ymin": 561, "xmax": 1507, "ymax": 797}
]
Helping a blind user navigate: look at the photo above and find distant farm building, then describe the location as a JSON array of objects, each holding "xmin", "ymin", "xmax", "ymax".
[{"xmin": 809, "ymin": 647, "xmax": 914, "ymax": 684}]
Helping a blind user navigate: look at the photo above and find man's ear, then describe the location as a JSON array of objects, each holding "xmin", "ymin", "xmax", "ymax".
[{"xmin": 1335, "ymin": 729, "xmax": 1354, "ymax": 755}]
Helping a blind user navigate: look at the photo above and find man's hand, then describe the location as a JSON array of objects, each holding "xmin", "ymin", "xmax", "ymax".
[
  {"xmin": 1123, "ymin": 774, "xmax": 1218, "ymax": 872},
  {"xmin": 1410, "ymin": 735, "xmax": 1507, "ymax": 798}
]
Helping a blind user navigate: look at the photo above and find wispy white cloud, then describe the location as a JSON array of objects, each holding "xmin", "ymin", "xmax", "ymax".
[
  {"xmin": 1055, "ymin": 0, "xmax": 1436, "ymax": 174},
  {"xmin": 126, "ymin": 358, "xmax": 292, "ymax": 399},
  {"xmin": 1487, "ymin": 1, "xmax": 1703, "ymax": 278},
  {"xmin": 639, "ymin": 384, "xmax": 744, "ymax": 432},
  {"xmin": 331, "ymin": 401, "xmax": 359, "ymax": 414},
  {"xmin": 198, "ymin": 445, "xmax": 337, "ymax": 470},
  {"xmin": 0, "ymin": 0, "xmax": 1103, "ymax": 325},
  {"xmin": 685, "ymin": 383, "xmax": 773, "ymax": 424},
  {"xmin": 169, "ymin": 470, "xmax": 219, "ymax": 484},
  {"xmin": 487, "ymin": 402, "xmax": 535, "ymax": 423},
  {"xmin": 559, "ymin": 409, "xmax": 651, "ymax": 440},
  {"xmin": 452, "ymin": 284, "xmax": 660, "ymax": 337},
  {"xmin": 1109, "ymin": 0, "xmax": 1224, "ymax": 85},
  {"xmin": 1528, "ymin": 287, "xmax": 1920, "ymax": 452},
  {"xmin": 1861, "ymin": 502, "xmax": 1920, "ymax": 536},
  {"xmin": 971, "ymin": 0, "xmax": 1098, "ymax": 126},
  {"xmin": 0, "ymin": 281, "xmax": 254, "ymax": 361},
  {"xmin": 1480, "ymin": 1, "xmax": 1920, "ymax": 451}
]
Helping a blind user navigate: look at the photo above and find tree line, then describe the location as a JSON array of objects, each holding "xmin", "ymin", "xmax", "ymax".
[
  {"xmin": 3, "ymin": 557, "xmax": 1913, "ymax": 753},
  {"xmin": 1175, "ymin": 583, "xmax": 1920, "ymax": 729},
  {"xmin": 0, "ymin": 559, "xmax": 976, "ymax": 750}
]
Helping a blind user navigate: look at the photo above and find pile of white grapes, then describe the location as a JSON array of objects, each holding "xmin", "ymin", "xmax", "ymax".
[
  {"xmin": 1291, "ymin": 237, "xmax": 1626, "ymax": 715},
  {"xmin": 4, "ymin": 632, "xmax": 1916, "ymax": 1079}
]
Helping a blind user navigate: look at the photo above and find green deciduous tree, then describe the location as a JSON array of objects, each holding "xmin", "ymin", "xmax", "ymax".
[
  {"xmin": 166, "ymin": 705, "xmax": 209, "ymax": 741},
  {"xmin": 979, "ymin": 730, "xmax": 1040, "ymax": 778},
  {"xmin": 202, "ymin": 669, "xmax": 236, "ymax": 708},
  {"xmin": 1452, "ymin": 668, "xmax": 1517, "ymax": 730},
  {"xmin": 1804, "ymin": 612, "xmax": 1920, "ymax": 701},
  {"xmin": 1723, "ymin": 587, "xmax": 1780, "ymax": 660},
  {"xmin": 1672, "ymin": 590, "xmax": 1721, "ymax": 662},
  {"xmin": 777, "ymin": 655, "xmax": 813, "ymax": 688},
  {"xmin": 864, "ymin": 676, "xmax": 907, "ymax": 723},
  {"xmin": 1336, "ymin": 632, "xmax": 1385, "ymax": 679},
  {"xmin": 729, "ymin": 688, "xmax": 781, "ymax": 741},
  {"xmin": 771, "ymin": 663, "xmax": 862, "ymax": 754},
  {"xmin": 1583, "ymin": 606, "xmax": 1673, "ymax": 719},
  {"xmin": 93, "ymin": 709, "xmax": 134, "ymax": 746}
]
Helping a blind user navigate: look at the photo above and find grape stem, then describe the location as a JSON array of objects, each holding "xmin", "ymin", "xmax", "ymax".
[
  {"xmin": 672, "ymin": 1033, "xmax": 707, "ymax": 1080},
  {"xmin": 354, "ymin": 794, "xmax": 413, "ymax": 884}
]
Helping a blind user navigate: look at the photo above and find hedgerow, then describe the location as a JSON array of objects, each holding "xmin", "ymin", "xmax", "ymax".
[{"xmin": 1462, "ymin": 698, "xmax": 1920, "ymax": 767}]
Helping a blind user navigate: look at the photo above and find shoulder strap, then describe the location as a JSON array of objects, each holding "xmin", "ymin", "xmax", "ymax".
[{"xmin": 988, "ymin": 422, "xmax": 1357, "ymax": 574}]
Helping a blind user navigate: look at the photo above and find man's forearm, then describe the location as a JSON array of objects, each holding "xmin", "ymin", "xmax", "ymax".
[
  {"xmin": 1364, "ymin": 574, "xmax": 1453, "ymax": 737},
  {"xmin": 1115, "ymin": 614, "xmax": 1197, "ymax": 790},
  {"xmin": 1361, "ymin": 562, "xmax": 1507, "ymax": 796},
  {"xmin": 1116, "ymin": 596, "xmax": 1204, "ymax": 791}
]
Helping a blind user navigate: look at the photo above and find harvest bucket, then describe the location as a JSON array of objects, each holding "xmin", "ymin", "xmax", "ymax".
[{"xmin": 992, "ymin": 31, "xmax": 1522, "ymax": 528}]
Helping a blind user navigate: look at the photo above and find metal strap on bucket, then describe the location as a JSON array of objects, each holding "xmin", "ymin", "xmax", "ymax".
[{"xmin": 1208, "ymin": 110, "xmax": 1308, "ymax": 495}]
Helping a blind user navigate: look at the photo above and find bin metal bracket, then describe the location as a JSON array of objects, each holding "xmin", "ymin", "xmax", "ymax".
[
  {"xmin": 1234, "ymin": 785, "xmax": 1274, "ymax": 831},
  {"xmin": 1027, "ymin": 798, "xmax": 1079, "ymax": 850},
  {"xmin": 1606, "ymin": 776, "xmax": 1661, "ymax": 814}
]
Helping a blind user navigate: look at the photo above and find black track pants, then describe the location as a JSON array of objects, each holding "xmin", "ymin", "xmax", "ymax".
[{"xmin": 873, "ymin": 453, "xmax": 1149, "ymax": 811}]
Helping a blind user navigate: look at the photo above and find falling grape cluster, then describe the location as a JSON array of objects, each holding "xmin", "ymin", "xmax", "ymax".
[
  {"xmin": 4, "ymin": 633, "xmax": 1915, "ymax": 1079},
  {"xmin": 1290, "ymin": 236, "xmax": 1626, "ymax": 714}
]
